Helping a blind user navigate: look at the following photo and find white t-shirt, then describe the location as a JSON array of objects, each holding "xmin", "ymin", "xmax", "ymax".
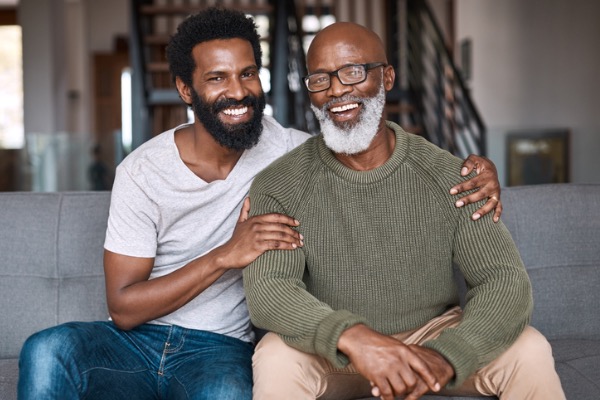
[{"xmin": 104, "ymin": 115, "xmax": 310, "ymax": 342}]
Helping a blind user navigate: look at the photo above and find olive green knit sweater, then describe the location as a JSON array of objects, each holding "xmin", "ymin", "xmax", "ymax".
[{"xmin": 243, "ymin": 121, "xmax": 532, "ymax": 387}]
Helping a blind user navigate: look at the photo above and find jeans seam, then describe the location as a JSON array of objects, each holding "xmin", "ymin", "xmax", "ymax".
[
  {"xmin": 158, "ymin": 325, "xmax": 174, "ymax": 376},
  {"xmin": 165, "ymin": 328, "xmax": 186, "ymax": 353}
]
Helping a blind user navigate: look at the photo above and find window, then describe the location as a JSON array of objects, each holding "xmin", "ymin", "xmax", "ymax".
[
  {"xmin": 0, "ymin": 24, "xmax": 23, "ymax": 149},
  {"xmin": 301, "ymin": 6, "xmax": 336, "ymax": 55}
]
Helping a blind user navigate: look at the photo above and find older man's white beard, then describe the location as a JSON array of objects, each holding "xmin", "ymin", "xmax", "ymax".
[{"xmin": 311, "ymin": 84, "xmax": 386, "ymax": 155}]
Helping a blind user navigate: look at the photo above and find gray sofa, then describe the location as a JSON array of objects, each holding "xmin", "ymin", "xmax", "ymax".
[{"xmin": 1, "ymin": 184, "xmax": 599, "ymax": 399}]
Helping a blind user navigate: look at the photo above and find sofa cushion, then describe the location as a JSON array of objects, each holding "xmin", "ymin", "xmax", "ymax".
[
  {"xmin": 0, "ymin": 359, "xmax": 18, "ymax": 400},
  {"xmin": 501, "ymin": 184, "xmax": 600, "ymax": 341},
  {"xmin": 0, "ymin": 192, "xmax": 111, "ymax": 359},
  {"xmin": 551, "ymin": 339, "xmax": 600, "ymax": 400}
]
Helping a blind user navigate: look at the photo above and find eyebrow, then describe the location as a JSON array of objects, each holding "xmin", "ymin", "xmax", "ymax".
[{"xmin": 203, "ymin": 64, "xmax": 259, "ymax": 77}]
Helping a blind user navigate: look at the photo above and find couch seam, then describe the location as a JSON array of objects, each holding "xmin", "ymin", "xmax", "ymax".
[
  {"xmin": 55, "ymin": 193, "xmax": 63, "ymax": 326},
  {"xmin": 563, "ymin": 360, "xmax": 600, "ymax": 390},
  {"xmin": 525, "ymin": 262, "xmax": 600, "ymax": 270},
  {"xmin": 0, "ymin": 274, "xmax": 105, "ymax": 278}
]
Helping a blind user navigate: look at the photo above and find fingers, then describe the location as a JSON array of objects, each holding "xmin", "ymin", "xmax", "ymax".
[
  {"xmin": 243, "ymin": 212, "xmax": 304, "ymax": 250},
  {"xmin": 455, "ymin": 194, "xmax": 500, "ymax": 221},
  {"xmin": 250, "ymin": 222, "xmax": 304, "ymax": 250},
  {"xmin": 468, "ymin": 195, "xmax": 502, "ymax": 222},
  {"xmin": 460, "ymin": 153, "xmax": 485, "ymax": 176},
  {"xmin": 404, "ymin": 378, "xmax": 431, "ymax": 400},
  {"xmin": 451, "ymin": 165, "xmax": 502, "ymax": 222},
  {"xmin": 379, "ymin": 367, "xmax": 417, "ymax": 399},
  {"xmin": 370, "ymin": 369, "xmax": 434, "ymax": 400},
  {"xmin": 251, "ymin": 210, "xmax": 301, "ymax": 227},
  {"xmin": 248, "ymin": 214, "xmax": 302, "ymax": 248},
  {"xmin": 237, "ymin": 202, "xmax": 303, "ymax": 248},
  {"xmin": 371, "ymin": 355, "xmax": 439, "ymax": 400},
  {"xmin": 370, "ymin": 377, "xmax": 393, "ymax": 400},
  {"xmin": 493, "ymin": 199, "xmax": 503, "ymax": 223},
  {"xmin": 450, "ymin": 169, "xmax": 488, "ymax": 196},
  {"xmin": 454, "ymin": 190, "xmax": 501, "ymax": 221},
  {"xmin": 238, "ymin": 197, "xmax": 251, "ymax": 222},
  {"xmin": 225, "ymin": 210, "xmax": 304, "ymax": 268},
  {"xmin": 405, "ymin": 353, "xmax": 440, "ymax": 393}
]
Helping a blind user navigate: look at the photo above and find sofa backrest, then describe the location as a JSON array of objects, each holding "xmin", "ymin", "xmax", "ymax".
[
  {"xmin": 1, "ymin": 184, "xmax": 599, "ymax": 360},
  {"xmin": 501, "ymin": 184, "xmax": 600, "ymax": 341},
  {"xmin": 0, "ymin": 192, "xmax": 111, "ymax": 359}
]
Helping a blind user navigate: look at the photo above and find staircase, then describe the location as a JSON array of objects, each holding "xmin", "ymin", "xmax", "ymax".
[
  {"xmin": 404, "ymin": 0, "xmax": 486, "ymax": 158},
  {"xmin": 128, "ymin": 0, "xmax": 319, "ymax": 153},
  {"xmin": 127, "ymin": 0, "xmax": 485, "ymax": 158}
]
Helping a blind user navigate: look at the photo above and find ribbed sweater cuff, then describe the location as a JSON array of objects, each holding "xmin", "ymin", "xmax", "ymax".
[
  {"xmin": 423, "ymin": 331, "xmax": 479, "ymax": 389},
  {"xmin": 315, "ymin": 310, "xmax": 369, "ymax": 368}
]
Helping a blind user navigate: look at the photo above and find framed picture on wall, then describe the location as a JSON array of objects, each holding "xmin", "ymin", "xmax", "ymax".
[{"xmin": 506, "ymin": 129, "xmax": 570, "ymax": 186}]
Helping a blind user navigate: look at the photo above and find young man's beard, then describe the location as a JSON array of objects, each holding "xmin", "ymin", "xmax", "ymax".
[
  {"xmin": 191, "ymin": 89, "xmax": 266, "ymax": 151},
  {"xmin": 310, "ymin": 83, "xmax": 386, "ymax": 155}
]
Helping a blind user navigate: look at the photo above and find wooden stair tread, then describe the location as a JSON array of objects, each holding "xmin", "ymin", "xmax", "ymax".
[
  {"xmin": 385, "ymin": 102, "xmax": 417, "ymax": 114},
  {"xmin": 147, "ymin": 62, "xmax": 170, "ymax": 72},
  {"xmin": 144, "ymin": 35, "xmax": 171, "ymax": 45}
]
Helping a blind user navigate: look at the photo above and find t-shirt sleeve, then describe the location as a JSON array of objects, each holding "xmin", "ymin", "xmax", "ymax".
[
  {"xmin": 285, "ymin": 127, "xmax": 311, "ymax": 151},
  {"xmin": 104, "ymin": 164, "xmax": 159, "ymax": 258}
]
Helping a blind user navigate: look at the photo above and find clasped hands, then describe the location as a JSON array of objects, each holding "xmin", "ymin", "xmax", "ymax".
[{"xmin": 338, "ymin": 324, "xmax": 454, "ymax": 400}]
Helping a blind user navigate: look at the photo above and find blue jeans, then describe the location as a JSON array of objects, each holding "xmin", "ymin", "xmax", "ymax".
[{"xmin": 18, "ymin": 321, "xmax": 254, "ymax": 400}]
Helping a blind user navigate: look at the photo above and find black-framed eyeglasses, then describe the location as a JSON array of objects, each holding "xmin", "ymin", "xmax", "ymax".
[{"xmin": 303, "ymin": 62, "xmax": 387, "ymax": 93}]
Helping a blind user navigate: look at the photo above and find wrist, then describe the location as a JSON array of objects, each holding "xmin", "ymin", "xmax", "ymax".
[
  {"xmin": 205, "ymin": 245, "xmax": 230, "ymax": 272},
  {"xmin": 337, "ymin": 323, "xmax": 370, "ymax": 356}
]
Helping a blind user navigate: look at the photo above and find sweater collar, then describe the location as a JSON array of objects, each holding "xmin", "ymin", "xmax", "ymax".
[{"xmin": 316, "ymin": 121, "xmax": 408, "ymax": 184}]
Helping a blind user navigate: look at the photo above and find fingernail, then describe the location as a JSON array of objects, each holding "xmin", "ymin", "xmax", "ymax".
[
  {"xmin": 292, "ymin": 243, "xmax": 297, "ymax": 248},
  {"xmin": 461, "ymin": 167, "xmax": 468, "ymax": 175},
  {"xmin": 294, "ymin": 219, "xmax": 300, "ymax": 225},
  {"xmin": 494, "ymin": 217, "xmax": 499, "ymax": 223},
  {"xmin": 472, "ymin": 213, "xmax": 481, "ymax": 220},
  {"xmin": 455, "ymin": 201, "xmax": 464, "ymax": 207},
  {"xmin": 299, "ymin": 240, "xmax": 304, "ymax": 247},
  {"xmin": 434, "ymin": 383, "xmax": 441, "ymax": 391},
  {"xmin": 450, "ymin": 188, "xmax": 458, "ymax": 195},
  {"xmin": 300, "ymin": 234, "xmax": 304, "ymax": 240}
]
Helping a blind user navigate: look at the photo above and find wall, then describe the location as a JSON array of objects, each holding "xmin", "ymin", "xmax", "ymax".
[
  {"xmin": 456, "ymin": 0, "xmax": 600, "ymax": 185},
  {"xmin": 19, "ymin": 0, "xmax": 599, "ymax": 188},
  {"xmin": 18, "ymin": 0, "xmax": 128, "ymax": 191},
  {"xmin": 20, "ymin": 0, "xmax": 66, "ymax": 136}
]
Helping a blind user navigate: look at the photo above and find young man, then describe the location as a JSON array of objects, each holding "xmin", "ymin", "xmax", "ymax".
[
  {"xmin": 244, "ymin": 22, "xmax": 565, "ymax": 400},
  {"xmin": 18, "ymin": 9, "xmax": 502, "ymax": 399}
]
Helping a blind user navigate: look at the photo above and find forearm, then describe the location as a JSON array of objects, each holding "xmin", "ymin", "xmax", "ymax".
[
  {"xmin": 244, "ymin": 249, "xmax": 368, "ymax": 367},
  {"xmin": 106, "ymin": 248, "xmax": 229, "ymax": 330},
  {"xmin": 424, "ymin": 216, "xmax": 532, "ymax": 387}
]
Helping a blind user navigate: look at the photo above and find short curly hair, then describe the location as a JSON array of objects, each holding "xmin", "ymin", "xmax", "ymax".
[{"xmin": 165, "ymin": 7, "xmax": 262, "ymax": 87}]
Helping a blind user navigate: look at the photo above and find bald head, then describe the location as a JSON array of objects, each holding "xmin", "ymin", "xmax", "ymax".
[{"xmin": 306, "ymin": 22, "xmax": 388, "ymax": 72}]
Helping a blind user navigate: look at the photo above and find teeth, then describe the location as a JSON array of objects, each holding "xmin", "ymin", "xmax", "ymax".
[
  {"xmin": 331, "ymin": 103, "xmax": 358, "ymax": 113},
  {"xmin": 223, "ymin": 107, "xmax": 248, "ymax": 116}
]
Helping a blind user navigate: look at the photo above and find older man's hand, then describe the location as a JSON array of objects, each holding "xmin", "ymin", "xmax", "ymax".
[
  {"xmin": 450, "ymin": 154, "xmax": 502, "ymax": 223},
  {"xmin": 338, "ymin": 325, "xmax": 453, "ymax": 400}
]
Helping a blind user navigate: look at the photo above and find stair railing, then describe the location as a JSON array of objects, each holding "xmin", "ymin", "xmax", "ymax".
[{"xmin": 406, "ymin": 0, "xmax": 486, "ymax": 158}]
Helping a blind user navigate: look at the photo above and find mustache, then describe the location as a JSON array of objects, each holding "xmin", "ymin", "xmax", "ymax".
[{"xmin": 212, "ymin": 96, "xmax": 258, "ymax": 113}]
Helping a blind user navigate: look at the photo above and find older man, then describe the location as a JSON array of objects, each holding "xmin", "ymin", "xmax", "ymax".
[{"xmin": 244, "ymin": 22, "xmax": 565, "ymax": 400}]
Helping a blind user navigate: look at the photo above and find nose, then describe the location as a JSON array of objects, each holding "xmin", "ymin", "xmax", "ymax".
[
  {"xmin": 226, "ymin": 76, "xmax": 248, "ymax": 100},
  {"xmin": 326, "ymin": 74, "xmax": 352, "ymax": 98}
]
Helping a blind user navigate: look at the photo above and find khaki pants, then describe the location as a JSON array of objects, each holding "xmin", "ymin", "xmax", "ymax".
[{"xmin": 252, "ymin": 307, "xmax": 565, "ymax": 400}]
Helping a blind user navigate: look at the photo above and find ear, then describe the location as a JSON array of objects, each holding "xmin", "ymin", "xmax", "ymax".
[
  {"xmin": 383, "ymin": 65, "xmax": 396, "ymax": 92},
  {"xmin": 175, "ymin": 76, "xmax": 193, "ymax": 106}
]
